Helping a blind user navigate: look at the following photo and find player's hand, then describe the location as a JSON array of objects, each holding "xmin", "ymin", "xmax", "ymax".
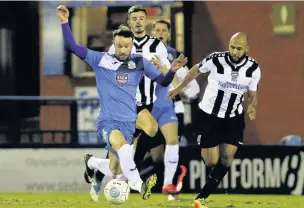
[
  {"xmin": 168, "ymin": 88, "xmax": 181, "ymax": 100},
  {"xmin": 247, "ymin": 104, "xmax": 256, "ymax": 120},
  {"xmin": 150, "ymin": 55, "xmax": 161, "ymax": 69},
  {"xmin": 56, "ymin": 5, "xmax": 69, "ymax": 23},
  {"xmin": 171, "ymin": 54, "xmax": 188, "ymax": 72}
]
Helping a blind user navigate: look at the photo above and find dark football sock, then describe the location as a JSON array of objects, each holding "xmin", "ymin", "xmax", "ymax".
[
  {"xmin": 134, "ymin": 132, "xmax": 153, "ymax": 166},
  {"xmin": 95, "ymin": 170, "xmax": 105, "ymax": 182},
  {"xmin": 196, "ymin": 162, "xmax": 230, "ymax": 200}
]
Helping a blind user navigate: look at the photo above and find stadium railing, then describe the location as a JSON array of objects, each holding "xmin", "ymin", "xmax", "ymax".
[{"xmin": 0, "ymin": 96, "xmax": 103, "ymax": 148}]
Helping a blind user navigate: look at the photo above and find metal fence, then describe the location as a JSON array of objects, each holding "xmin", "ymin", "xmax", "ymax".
[{"xmin": 0, "ymin": 96, "xmax": 102, "ymax": 147}]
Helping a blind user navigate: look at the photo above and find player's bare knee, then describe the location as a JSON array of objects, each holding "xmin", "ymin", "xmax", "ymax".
[
  {"xmin": 204, "ymin": 160, "xmax": 217, "ymax": 168},
  {"xmin": 151, "ymin": 152, "xmax": 164, "ymax": 163},
  {"xmin": 145, "ymin": 122, "xmax": 158, "ymax": 137},
  {"xmin": 110, "ymin": 134, "xmax": 128, "ymax": 152},
  {"xmin": 153, "ymin": 156, "xmax": 163, "ymax": 163},
  {"xmin": 152, "ymin": 122, "xmax": 159, "ymax": 136},
  {"xmin": 150, "ymin": 145, "xmax": 165, "ymax": 162},
  {"xmin": 111, "ymin": 141, "xmax": 127, "ymax": 152},
  {"xmin": 220, "ymin": 155, "xmax": 234, "ymax": 167},
  {"xmin": 201, "ymin": 152, "xmax": 219, "ymax": 167},
  {"xmin": 165, "ymin": 136, "xmax": 179, "ymax": 145}
]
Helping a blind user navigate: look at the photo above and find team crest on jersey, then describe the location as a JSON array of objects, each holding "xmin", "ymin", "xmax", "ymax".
[
  {"xmin": 231, "ymin": 71, "xmax": 239, "ymax": 82},
  {"xmin": 168, "ymin": 53, "xmax": 174, "ymax": 62},
  {"xmin": 128, "ymin": 61, "xmax": 136, "ymax": 69},
  {"xmin": 116, "ymin": 73, "xmax": 128, "ymax": 87}
]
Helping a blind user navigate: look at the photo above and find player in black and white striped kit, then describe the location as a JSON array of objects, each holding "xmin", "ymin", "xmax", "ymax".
[
  {"xmin": 169, "ymin": 32, "xmax": 261, "ymax": 204},
  {"xmin": 122, "ymin": 6, "xmax": 182, "ymax": 197}
]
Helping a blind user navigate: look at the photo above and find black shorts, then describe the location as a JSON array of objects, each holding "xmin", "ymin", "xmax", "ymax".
[
  {"xmin": 134, "ymin": 104, "xmax": 154, "ymax": 138},
  {"xmin": 136, "ymin": 104, "xmax": 153, "ymax": 114},
  {"xmin": 195, "ymin": 110, "xmax": 245, "ymax": 148}
]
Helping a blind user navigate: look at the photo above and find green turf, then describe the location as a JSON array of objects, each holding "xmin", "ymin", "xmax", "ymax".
[{"xmin": 0, "ymin": 193, "xmax": 303, "ymax": 208}]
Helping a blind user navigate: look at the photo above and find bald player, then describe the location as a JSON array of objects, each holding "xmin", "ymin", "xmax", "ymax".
[{"xmin": 169, "ymin": 32, "xmax": 261, "ymax": 203}]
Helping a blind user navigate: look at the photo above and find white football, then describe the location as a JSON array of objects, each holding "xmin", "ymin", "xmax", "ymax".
[{"xmin": 104, "ymin": 179, "xmax": 130, "ymax": 205}]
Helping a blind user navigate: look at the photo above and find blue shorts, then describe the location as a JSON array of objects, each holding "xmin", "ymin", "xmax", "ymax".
[
  {"xmin": 151, "ymin": 104, "xmax": 178, "ymax": 128},
  {"xmin": 97, "ymin": 120, "xmax": 135, "ymax": 157}
]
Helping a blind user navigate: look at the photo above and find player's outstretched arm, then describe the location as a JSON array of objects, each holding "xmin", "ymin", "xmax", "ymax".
[
  {"xmin": 176, "ymin": 64, "xmax": 199, "ymax": 87},
  {"xmin": 177, "ymin": 66, "xmax": 200, "ymax": 99},
  {"xmin": 150, "ymin": 55, "xmax": 180, "ymax": 88},
  {"xmin": 144, "ymin": 59, "xmax": 175, "ymax": 87},
  {"xmin": 57, "ymin": 5, "xmax": 87, "ymax": 59},
  {"xmin": 144, "ymin": 55, "xmax": 188, "ymax": 87},
  {"xmin": 168, "ymin": 63, "xmax": 201, "ymax": 99},
  {"xmin": 154, "ymin": 69, "xmax": 176, "ymax": 87}
]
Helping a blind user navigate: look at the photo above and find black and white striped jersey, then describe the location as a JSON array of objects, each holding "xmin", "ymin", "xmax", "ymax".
[
  {"xmin": 108, "ymin": 35, "xmax": 170, "ymax": 105},
  {"xmin": 198, "ymin": 51, "xmax": 261, "ymax": 118}
]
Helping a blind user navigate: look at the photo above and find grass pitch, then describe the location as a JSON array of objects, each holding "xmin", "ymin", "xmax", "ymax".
[{"xmin": 0, "ymin": 193, "xmax": 303, "ymax": 208}]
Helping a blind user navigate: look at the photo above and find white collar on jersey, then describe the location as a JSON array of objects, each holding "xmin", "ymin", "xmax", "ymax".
[
  {"xmin": 227, "ymin": 55, "xmax": 247, "ymax": 66},
  {"xmin": 134, "ymin": 35, "xmax": 149, "ymax": 45}
]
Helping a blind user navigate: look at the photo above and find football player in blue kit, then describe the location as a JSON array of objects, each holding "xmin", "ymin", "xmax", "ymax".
[{"xmin": 56, "ymin": 5, "xmax": 187, "ymax": 201}]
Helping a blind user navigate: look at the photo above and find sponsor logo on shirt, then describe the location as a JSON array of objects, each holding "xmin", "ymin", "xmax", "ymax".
[
  {"xmin": 116, "ymin": 73, "xmax": 128, "ymax": 87},
  {"xmin": 218, "ymin": 81, "xmax": 247, "ymax": 90}
]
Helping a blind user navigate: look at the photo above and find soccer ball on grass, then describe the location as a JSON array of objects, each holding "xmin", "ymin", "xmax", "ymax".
[{"xmin": 104, "ymin": 179, "xmax": 130, "ymax": 205}]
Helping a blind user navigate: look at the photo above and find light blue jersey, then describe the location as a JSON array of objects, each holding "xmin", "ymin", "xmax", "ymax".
[
  {"xmin": 84, "ymin": 49, "xmax": 161, "ymax": 132},
  {"xmin": 153, "ymin": 45, "xmax": 178, "ymax": 107}
]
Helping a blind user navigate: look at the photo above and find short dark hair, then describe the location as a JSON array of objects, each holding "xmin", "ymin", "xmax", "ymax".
[
  {"xmin": 152, "ymin": 20, "xmax": 171, "ymax": 30},
  {"xmin": 113, "ymin": 25, "xmax": 134, "ymax": 39},
  {"xmin": 128, "ymin": 5, "xmax": 147, "ymax": 18}
]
